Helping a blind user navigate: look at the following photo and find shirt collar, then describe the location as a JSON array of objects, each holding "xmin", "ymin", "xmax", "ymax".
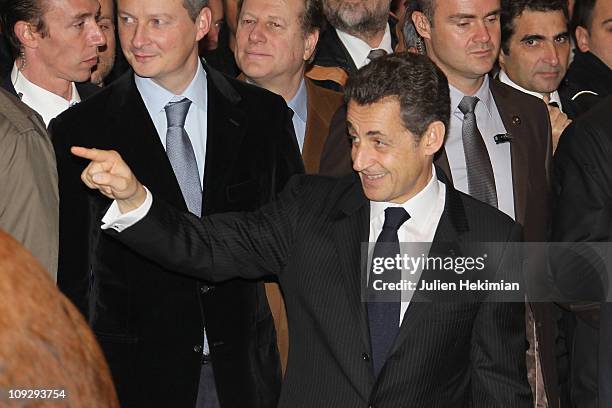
[
  {"xmin": 135, "ymin": 59, "xmax": 207, "ymax": 115},
  {"xmin": 287, "ymin": 78, "xmax": 307, "ymax": 123},
  {"xmin": 370, "ymin": 166, "xmax": 440, "ymax": 231},
  {"xmin": 499, "ymin": 70, "xmax": 563, "ymax": 109},
  {"xmin": 449, "ymin": 75, "xmax": 496, "ymax": 118},
  {"xmin": 336, "ymin": 24, "xmax": 393, "ymax": 69},
  {"xmin": 11, "ymin": 63, "xmax": 80, "ymax": 105}
]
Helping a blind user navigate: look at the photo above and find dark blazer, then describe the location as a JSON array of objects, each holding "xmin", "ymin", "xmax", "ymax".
[
  {"xmin": 559, "ymin": 51, "xmax": 612, "ymax": 118},
  {"xmin": 434, "ymin": 78, "xmax": 559, "ymax": 406},
  {"xmin": 50, "ymin": 64, "xmax": 303, "ymax": 408},
  {"xmin": 552, "ymin": 96, "xmax": 612, "ymax": 408},
  {"xmin": 308, "ymin": 18, "xmax": 398, "ymax": 91},
  {"xmin": 110, "ymin": 174, "xmax": 532, "ymax": 408}
]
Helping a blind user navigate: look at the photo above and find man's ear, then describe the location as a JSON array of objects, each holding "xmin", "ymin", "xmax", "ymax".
[
  {"xmin": 421, "ymin": 121, "xmax": 445, "ymax": 155},
  {"xmin": 195, "ymin": 7, "xmax": 213, "ymax": 42},
  {"xmin": 574, "ymin": 26, "xmax": 590, "ymax": 53},
  {"xmin": 14, "ymin": 21, "xmax": 39, "ymax": 49},
  {"xmin": 303, "ymin": 29, "xmax": 319, "ymax": 62},
  {"xmin": 412, "ymin": 11, "xmax": 431, "ymax": 40}
]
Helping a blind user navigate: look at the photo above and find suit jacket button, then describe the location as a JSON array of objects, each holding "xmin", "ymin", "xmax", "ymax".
[
  {"xmin": 362, "ymin": 352, "xmax": 370, "ymax": 362},
  {"xmin": 512, "ymin": 115, "xmax": 521, "ymax": 125},
  {"xmin": 193, "ymin": 345, "xmax": 203, "ymax": 354},
  {"xmin": 200, "ymin": 284, "xmax": 213, "ymax": 294}
]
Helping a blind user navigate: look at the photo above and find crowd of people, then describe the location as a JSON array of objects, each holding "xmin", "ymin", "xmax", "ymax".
[{"xmin": 0, "ymin": 0, "xmax": 610, "ymax": 407}]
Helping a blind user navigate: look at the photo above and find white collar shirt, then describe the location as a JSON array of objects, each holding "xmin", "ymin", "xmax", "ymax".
[
  {"xmin": 11, "ymin": 63, "xmax": 80, "ymax": 127},
  {"xmin": 368, "ymin": 166, "xmax": 446, "ymax": 324},
  {"xmin": 336, "ymin": 24, "xmax": 393, "ymax": 69}
]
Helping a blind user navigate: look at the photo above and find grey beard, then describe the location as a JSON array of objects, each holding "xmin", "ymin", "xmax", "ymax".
[{"xmin": 324, "ymin": 2, "xmax": 388, "ymax": 40}]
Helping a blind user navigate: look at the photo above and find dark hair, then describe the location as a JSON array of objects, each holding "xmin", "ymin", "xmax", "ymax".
[
  {"xmin": 500, "ymin": 0, "xmax": 569, "ymax": 54},
  {"xmin": 571, "ymin": 0, "xmax": 596, "ymax": 43},
  {"xmin": 237, "ymin": 0, "xmax": 322, "ymax": 35},
  {"xmin": 0, "ymin": 0, "xmax": 48, "ymax": 58},
  {"xmin": 344, "ymin": 52, "xmax": 450, "ymax": 140},
  {"xmin": 183, "ymin": 0, "xmax": 209, "ymax": 21}
]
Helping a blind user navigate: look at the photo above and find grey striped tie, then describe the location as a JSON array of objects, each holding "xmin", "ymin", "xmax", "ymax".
[
  {"xmin": 164, "ymin": 98, "xmax": 202, "ymax": 217},
  {"xmin": 458, "ymin": 96, "xmax": 498, "ymax": 208}
]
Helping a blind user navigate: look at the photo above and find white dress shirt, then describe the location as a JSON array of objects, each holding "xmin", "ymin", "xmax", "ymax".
[
  {"xmin": 446, "ymin": 76, "xmax": 515, "ymax": 220},
  {"xmin": 499, "ymin": 70, "xmax": 564, "ymax": 111},
  {"xmin": 11, "ymin": 64, "xmax": 80, "ymax": 127},
  {"xmin": 336, "ymin": 24, "xmax": 393, "ymax": 69},
  {"xmin": 134, "ymin": 59, "xmax": 208, "ymax": 185},
  {"xmin": 368, "ymin": 167, "xmax": 446, "ymax": 324}
]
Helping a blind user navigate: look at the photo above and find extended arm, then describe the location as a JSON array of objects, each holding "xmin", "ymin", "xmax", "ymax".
[{"xmin": 72, "ymin": 147, "xmax": 299, "ymax": 282}]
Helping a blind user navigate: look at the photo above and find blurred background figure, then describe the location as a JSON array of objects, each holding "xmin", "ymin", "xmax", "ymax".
[
  {"xmin": 90, "ymin": 0, "xmax": 117, "ymax": 87},
  {"xmin": 306, "ymin": 0, "xmax": 395, "ymax": 90},
  {"xmin": 559, "ymin": 0, "xmax": 612, "ymax": 116},
  {"xmin": 200, "ymin": 0, "xmax": 224, "ymax": 51},
  {"xmin": 200, "ymin": 0, "xmax": 240, "ymax": 76},
  {"xmin": 397, "ymin": 0, "xmax": 425, "ymax": 54},
  {"xmin": 0, "ymin": 230, "xmax": 118, "ymax": 407}
]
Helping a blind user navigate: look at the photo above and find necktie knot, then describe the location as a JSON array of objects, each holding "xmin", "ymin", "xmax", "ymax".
[
  {"xmin": 368, "ymin": 49, "xmax": 387, "ymax": 61},
  {"xmin": 165, "ymin": 98, "xmax": 192, "ymax": 128},
  {"xmin": 458, "ymin": 96, "xmax": 479, "ymax": 116},
  {"xmin": 382, "ymin": 207, "xmax": 410, "ymax": 231}
]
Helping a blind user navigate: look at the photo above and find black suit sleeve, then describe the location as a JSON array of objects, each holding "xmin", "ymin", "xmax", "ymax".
[
  {"xmin": 470, "ymin": 223, "xmax": 533, "ymax": 407},
  {"xmin": 111, "ymin": 176, "xmax": 306, "ymax": 282}
]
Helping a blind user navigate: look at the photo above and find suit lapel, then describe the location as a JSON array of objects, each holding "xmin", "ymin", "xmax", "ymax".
[
  {"xmin": 302, "ymin": 80, "xmax": 331, "ymax": 174},
  {"xmin": 202, "ymin": 64, "xmax": 246, "ymax": 215},
  {"xmin": 106, "ymin": 71, "xmax": 188, "ymax": 212},
  {"xmin": 331, "ymin": 177, "xmax": 372, "ymax": 363},
  {"xmin": 489, "ymin": 79, "xmax": 529, "ymax": 225}
]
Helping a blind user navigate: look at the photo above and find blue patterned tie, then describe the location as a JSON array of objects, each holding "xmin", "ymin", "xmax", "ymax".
[
  {"xmin": 164, "ymin": 98, "xmax": 202, "ymax": 216},
  {"xmin": 368, "ymin": 207, "xmax": 410, "ymax": 377}
]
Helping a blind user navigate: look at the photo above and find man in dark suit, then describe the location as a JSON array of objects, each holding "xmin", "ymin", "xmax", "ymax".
[
  {"xmin": 50, "ymin": 0, "xmax": 302, "ymax": 407},
  {"xmin": 411, "ymin": 0, "xmax": 557, "ymax": 405},
  {"xmin": 0, "ymin": 0, "xmax": 104, "ymax": 126},
  {"xmin": 74, "ymin": 53, "xmax": 532, "ymax": 408},
  {"xmin": 552, "ymin": 95, "xmax": 612, "ymax": 407}
]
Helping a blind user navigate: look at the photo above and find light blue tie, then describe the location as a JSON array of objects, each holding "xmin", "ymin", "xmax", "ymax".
[
  {"xmin": 165, "ymin": 98, "xmax": 209, "ymax": 355},
  {"xmin": 164, "ymin": 98, "xmax": 202, "ymax": 216}
]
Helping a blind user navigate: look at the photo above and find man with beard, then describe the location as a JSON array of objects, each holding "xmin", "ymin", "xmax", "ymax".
[{"xmin": 307, "ymin": 0, "xmax": 394, "ymax": 91}]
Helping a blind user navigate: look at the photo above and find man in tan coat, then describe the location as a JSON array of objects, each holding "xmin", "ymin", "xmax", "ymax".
[
  {"xmin": 0, "ymin": 87, "xmax": 58, "ymax": 279},
  {"xmin": 234, "ymin": 0, "xmax": 353, "ymax": 371}
]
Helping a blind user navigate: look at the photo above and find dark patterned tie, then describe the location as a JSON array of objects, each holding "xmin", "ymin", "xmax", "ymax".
[
  {"xmin": 367, "ymin": 207, "xmax": 410, "ymax": 377},
  {"xmin": 367, "ymin": 49, "xmax": 387, "ymax": 61},
  {"xmin": 164, "ymin": 98, "xmax": 202, "ymax": 217},
  {"xmin": 458, "ymin": 96, "xmax": 498, "ymax": 208}
]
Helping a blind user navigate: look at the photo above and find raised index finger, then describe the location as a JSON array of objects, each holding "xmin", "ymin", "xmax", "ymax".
[{"xmin": 71, "ymin": 146, "xmax": 114, "ymax": 163}]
